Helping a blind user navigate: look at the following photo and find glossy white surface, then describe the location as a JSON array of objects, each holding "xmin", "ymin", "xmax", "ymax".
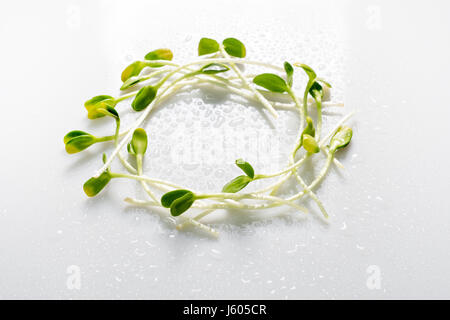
[{"xmin": 0, "ymin": 0, "xmax": 449, "ymax": 299}]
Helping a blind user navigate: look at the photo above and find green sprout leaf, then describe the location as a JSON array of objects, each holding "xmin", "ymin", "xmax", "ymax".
[
  {"xmin": 253, "ymin": 73, "xmax": 288, "ymax": 93},
  {"xmin": 84, "ymin": 95, "xmax": 117, "ymax": 119},
  {"xmin": 63, "ymin": 130, "xmax": 90, "ymax": 144},
  {"xmin": 131, "ymin": 128, "xmax": 148, "ymax": 156},
  {"xmin": 161, "ymin": 189, "xmax": 194, "ymax": 208},
  {"xmin": 309, "ymin": 81, "xmax": 323, "ymax": 101},
  {"xmin": 284, "ymin": 61, "xmax": 294, "ymax": 87},
  {"xmin": 64, "ymin": 132, "xmax": 97, "ymax": 154},
  {"xmin": 131, "ymin": 85, "xmax": 157, "ymax": 111},
  {"xmin": 199, "ymin": 63, "xmax": 229, "ymax": 74},
  {"xmin": 222, "ymin": 175, "xmax": 252, "ymax": 193},
  {"xmin": 144, "ymin": 48, "xmax": 173, "ymax": 61},
  {"xmin": 329, "ymin": 126, "xmax": 353, "ymax": 153},
  {"xmin": 223, "ymin": 38, "xmax": 246, "ymax": 58},
  {"xmin": 235, "ymin": 159, "xmax": 254, "ymax": 179},
  {"xmin": 170, "ymin": 192, "xmax": 196, "ymax": 216},
  {"xmin": 198, "ymin": 38, "xmax": 220, "ymax": 56},
  {"xmin": 121, "ymin": 61, "xmax": 146, "ymax": 82},
  {"xmin": 83, "ymin": 171, "xmax": 112, "ymax": 197},
  {"xmin": 302, "ymin": 116, "xmax": 315, "ymax": 138},
  {"xmin": 296, "ymin": 63, "xmax": 317, "ymax": 81},
  {"xmin": 302, "ymin": 134, "xmax": 320, "ymax": 153}
]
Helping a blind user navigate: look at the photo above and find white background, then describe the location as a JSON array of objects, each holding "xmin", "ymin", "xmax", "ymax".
[{"xmin": 0, "ymin": 0, "xmax": 449, "ymax": 299}]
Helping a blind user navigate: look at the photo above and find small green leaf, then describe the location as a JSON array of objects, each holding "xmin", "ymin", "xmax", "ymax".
[
  {"xmin": 284, "ymin": 61, "xmax": 294, "ymax": 87},
  {"xmin": 198, "ymin": 38, "xmax": 220, "ymax": 56},
  {"xmin": 64, "ymin": 133, "xmax": 97, "ymax": 154},
  {"xmin": 235, "ymin": 159, "xmax": 254, "ymax": 179},
  {"xmin": 309, "ymin": 81, "xmax": 323, "ymax": 101},
  {"xmin": 131, "ymin": 85, "xmax": 157, "ymax": 111},
  {"xmin": 329, "ymin": 126, "xmax": 353, "ymax": 152},
  {"xmin": 223, "ymin": 38, "xmax": 246, "ymax": 58},
  {"xmin": 296, "ymin": 63, "xmax": 317, "ymax": 81},
  {"xmin": 253, "ymin": 73, "xmax": 288, "ymax": 93},
  {"xmin": 121, "ymin": 61, "xmax": 146, "ymax": 82},
  {"xmin": 84, "ymin": 98, "xmax": 116, "ymax": 119},
  {"xmin": 170, "ymin": 193, "xmax": 196, "ymax": 216},
  {"xmin": 302, "ymin": 134, "xmax": 320, "ymax": 153},
  {"xmin": 131, "ymin": 128, "xmax": 148, "ymax": 156},
  {"xmin": 120, "ymin": 76, "xmax": 144, "ymax": 90},
  {"xmin": 161, "ymin": 190, "xmax": 194, "ymax": 208},
  {"xmin": 83, "ymin": 171, "xmax": 112, "ymax": 197},
  {"xmin": 102, "ymin": 153, "xmax": 107, "ymax": 164},
  {"xmin": 63, "ymin": 130, "xmax": 90, "ymax": 144},
  {"xmin": 302, "ymin": 116, "xmax": 315, "ymax": 138},
  {"xmin": 200, "ymin": 63, "xmax": 229, "ymax": 74},
  {"xmin": 84, "ymin": 95, "xmax": 116, "ymax": 119},
  {"xmin": 144, "ymin": 48, "xmax": 173, "ymax": 61},
  {"xmin": 222, "ymin": 175, "xmax": 252, "ymax": 193}
]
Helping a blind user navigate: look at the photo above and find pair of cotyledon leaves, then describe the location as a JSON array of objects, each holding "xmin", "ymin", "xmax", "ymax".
[{"xmin": 198, "ymin": 37, "xmax": 246, "ymax": 58}]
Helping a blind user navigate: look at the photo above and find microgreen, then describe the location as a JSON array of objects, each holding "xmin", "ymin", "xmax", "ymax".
[
  {"xmin": 284, "ymin": 62, "xmax": 294, "ymax": 87},
  {"xmin": 222, "ymin": 38, "xmax": 246, "ymax": 58},
  {"xmin": 198, "ymin": 38, "xmax": 220, "ymax": 56},
  {"xmin": 294, "ymin": 63, "xmax": 332, "ymax": 138},
  {"xmin": 66, "ymin": 37, "xmax": 354, "ymax": 235},
  {"xmin": 63, "ymin": 130, "xmax": 91, "ymax": 144},
  {"xmin": 253, "ymin": 73, "xmax": 288, "ymax": 93},
  {"xmin": 293, "ymin": 116, "xmax": 318, "ymax": 155},
  {"xmin": 131, "ymin": 85, "xmax": 157, "ymax": 111},
  {"xmin": 161, "ymin": 189, "xmax": 196, "ymax": 216},
  {"xmin": 64, "ymin": 131, "xmax": 97, "ymax": 154},
  {"xmin": 131, "ymin": 128, "xmax": 148, "ymax": 156},
  {"xmin": 222, "ymin": 175, "xmax": 253, "ymax": 193},
  {"xmin": 121, "ymin": 61, "xmax": 146, "ymax": 82},
  {"xmin": 302, "ymin": 134, "xmax": 320, "ymax": 153},
  {"xmin": 144, "ymin": 48, "xmax": 173, "ymax": 62},
  {"xmin": 303, "ymin": 116, "xmax": 316, "ymax": 138},
  {"xmin": 84, "ymin": 95, "xmax": 117, "ymax": 119},
  {"xmin": 235, "ymin": 159, "xmax": 254, "ymax": 179},
  {"xmin": 83, "ymin": 171, "xmax": 112, "ymax": 197},
  {"xmin": 222, "ymin": 159, "xmax": 256, "ymax": 193},
  {"xmin": 329, "ymin": 126, "xmax": 353, "ymax": 153},
  {"xmin": 309, "ymin": 81, "xmax": 323, "ymax": 102}
]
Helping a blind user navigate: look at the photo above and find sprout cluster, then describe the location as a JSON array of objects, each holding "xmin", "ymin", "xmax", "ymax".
[{"xmin": 64, "ymin": 37, "xmax": 354, "ymax": 236}]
